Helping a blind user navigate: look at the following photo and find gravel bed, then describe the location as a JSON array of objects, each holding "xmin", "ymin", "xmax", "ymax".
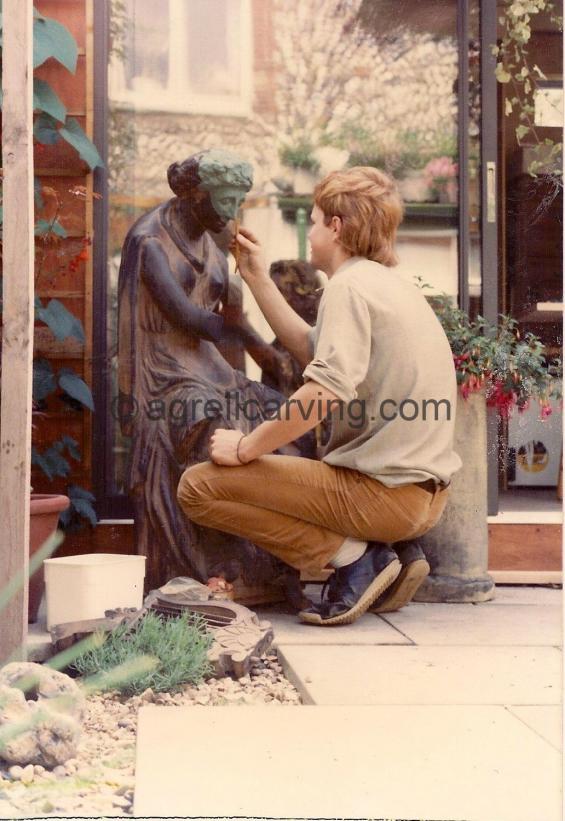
[{"xmin": 0, "ymin": 651, "xmax": 301, "ymax": 818}]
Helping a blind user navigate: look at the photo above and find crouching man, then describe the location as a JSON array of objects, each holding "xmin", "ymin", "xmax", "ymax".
[{"xmin": 177, "ymin": 166, "xmax": 462, "ymax": 626}]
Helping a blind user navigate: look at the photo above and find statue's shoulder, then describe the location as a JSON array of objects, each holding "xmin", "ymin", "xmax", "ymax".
[{"xmin": 125, "ymin": 201, "xmax": 169, "ymax": 242}]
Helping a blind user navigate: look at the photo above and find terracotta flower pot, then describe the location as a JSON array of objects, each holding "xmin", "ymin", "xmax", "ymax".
[{"xmin": 29, "ymin": 493, "xmax": 70, "ymax": 623}]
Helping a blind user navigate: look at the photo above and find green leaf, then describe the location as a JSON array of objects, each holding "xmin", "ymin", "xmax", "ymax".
[
  {"xmin": 68, "ymin": 484, "xmax": 95, "ymax": 502},
  {"xmin": 57, "ymin": 368, "xmax": 94, "ymax": 411},
  {"xmin": 35, "ymin": 298, "xmax": 85, "ymax": 343},
  {"xmin": 505, "ymin": 98, "xmax": 513, "ymax": 115},
  {"xmin": 34, "ymin": 112, "xmax": 61, "ymax": 145},
  {"xmin": 60, "ymin": 118, "xmax": 103, "ymax": 170},
  {"xmin": 70, "ymin": 496, "xmax": 98, "ymax": 526},
  {"xmin": 33, "ymin": 78, "xmax": 67, "ymax": 122},
  {"xmin": 33, "ymin": 16, "xmax": 78, "ymax": 72},
  {"xmin": 34, "ymin": 219, "xmax": 67, "ymax": 238},
  {"xmin": 61, "ymin": 436, "xmax": 81, "ymax": 461},
  {"xmin": 495, "ymin": 64, "xmax": 512, "ymax": 83},
  {"xmin": 58, "ymin": 504, "xmax": 72, "ymax": 528},
  {"xmin": 33, "ymin": 445, "xmax": 72, "ymax": 479},
  {"xmin": 516, "ymin": 124, "xmax": 531, "ymax": 140},
  {"xmin": 35, "ymin": 219, "xmax": 51, "ymax": 236},
  {"xmin": 32, "ymin": 447, "xmax": 55, "ymax": 482},
  {"xmin": 34, "ymin": 177, "xmax": 44, "ymax": 209},
  {"xmin": 50, "ymin": 220, "xmax": 67, "ymax": 238},
  {"xmin": 33, "ymin": 358, "xmax": 56, "ymax": 402}
]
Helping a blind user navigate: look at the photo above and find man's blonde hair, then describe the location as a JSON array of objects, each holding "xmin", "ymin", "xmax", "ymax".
[{"xmin": 313, "ymin": 167, "xmax": 404, "ymax": 267}]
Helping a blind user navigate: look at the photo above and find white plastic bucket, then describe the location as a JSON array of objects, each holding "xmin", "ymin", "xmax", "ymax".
[{"xmin": 44, "ymin": 553, "xmax": 146, "ymax": 629}]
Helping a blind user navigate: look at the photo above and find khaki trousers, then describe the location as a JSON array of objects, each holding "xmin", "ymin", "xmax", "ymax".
[{"xmin": 177, "ymin": 455, "xmax": 450, "ymax": 574}]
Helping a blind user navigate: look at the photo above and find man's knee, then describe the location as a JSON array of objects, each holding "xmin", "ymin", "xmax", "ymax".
[{"xmin": 177, "ymin": 462, "xmax": 211, "ymax": 515}]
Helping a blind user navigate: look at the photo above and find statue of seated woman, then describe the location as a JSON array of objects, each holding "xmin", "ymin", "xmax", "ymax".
[{"xmin": 117, "ymin": 149, "xmax": 300, "ymax": 595}]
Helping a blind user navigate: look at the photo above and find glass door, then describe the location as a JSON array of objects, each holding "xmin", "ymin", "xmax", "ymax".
[{"xmin": 94, "ymin": 0, "xmax": 486, "ymax": 515}]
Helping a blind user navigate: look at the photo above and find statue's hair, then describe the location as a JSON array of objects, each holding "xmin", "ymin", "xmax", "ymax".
[
  {"xmin": 313, "ymin": 166, "xmax": 404, "ymax": 267},
  {"xmin": 167, "ymin": 149, "xmax": 253, "ymax": 197}
]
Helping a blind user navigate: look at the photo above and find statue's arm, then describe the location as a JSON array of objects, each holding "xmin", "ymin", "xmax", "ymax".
[
  {"xmin": 140, "ymin": 237, "xmax": 223, "ymax": 341},
  {"xmin": 226, "ymin": 310, "xmax": 286, "ymax": 374}
]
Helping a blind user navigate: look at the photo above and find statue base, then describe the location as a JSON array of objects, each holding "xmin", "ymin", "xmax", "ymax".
[
  {"xmin": 231, "ymin": 578, "xmax": 288, "ymax": 607},
  {"xmin": 413, "ymin": 572, "xmax": 496, "ymax": 603}
]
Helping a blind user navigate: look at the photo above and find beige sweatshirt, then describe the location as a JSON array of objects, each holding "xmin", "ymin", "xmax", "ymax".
[{"xmin": 302, "ymin": 257, "xmax": 463, "ymax": 486}]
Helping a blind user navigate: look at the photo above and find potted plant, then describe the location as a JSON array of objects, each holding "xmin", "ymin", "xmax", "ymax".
[
  {"xmin": 423, "ymin": 156, "xmax": 458, "ymax": 204},
  {"xmin": 412, "ymin": 281, "xmax": 562, "ymax": 602},
  {"xmin": 278, "ymin": 139, "xmax": 321, "ymax": 194},
  {"xmin": 0, "ymin": 7, "xmax": 102, "ymax": 619},
  {"xmin": 428, "ymin": 289, "xmax": 562, "ymax": 416},
  {"xmin": 393, "ymin": 130, "xmax": 434, "ymax": 203}
]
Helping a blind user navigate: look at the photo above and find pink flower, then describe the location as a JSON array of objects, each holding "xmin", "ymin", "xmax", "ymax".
[
  {"xmin": 424, "ymin": 156, "xmax": 458, "ymax": 181},
  {"xmin": 486, "ymin": 380, "xmax": 516, "ymax": 417},
  {"xmin": 540, "ymin": 402, "xmax": 553, "ymax": 419}
]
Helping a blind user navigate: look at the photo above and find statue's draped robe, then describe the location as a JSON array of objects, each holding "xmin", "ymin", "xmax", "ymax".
[{"xmin": 118, "ymin": 199, "xmax": 286, "ymax": 588}]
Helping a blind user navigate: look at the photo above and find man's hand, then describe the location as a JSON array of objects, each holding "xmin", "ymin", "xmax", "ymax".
[
  {"xmin": 229, "ymin": 227, "xmax": 268, "ymax": 286},
  {"xmin": 209, "ymin": 428, "xmax": 248, "ymax": 466}
]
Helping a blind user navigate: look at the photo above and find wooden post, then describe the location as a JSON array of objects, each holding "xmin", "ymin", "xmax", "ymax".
[{"xmin": 0, "ymin": 0, "xmax": 34, "ymax": 662}]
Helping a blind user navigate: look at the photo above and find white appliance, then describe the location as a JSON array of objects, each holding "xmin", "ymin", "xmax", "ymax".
[{"xmin": 508, "ymin": 399, "xmax": 562, "ymax": 487}]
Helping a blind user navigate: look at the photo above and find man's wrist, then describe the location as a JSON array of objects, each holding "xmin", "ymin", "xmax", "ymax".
[{"xmin": 239, "ymin": 431, "xmax": 259, "ymax": 463}]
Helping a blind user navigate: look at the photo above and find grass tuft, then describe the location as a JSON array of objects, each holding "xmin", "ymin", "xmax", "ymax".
[{"xmin": 70, "ymin": 611, "xmax": 214, "ymax": 695}]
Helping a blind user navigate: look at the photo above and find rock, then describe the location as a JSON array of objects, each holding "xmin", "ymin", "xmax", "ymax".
[
  {"xmin": 33, "ymin": 708, "xmax": 81, "ymax": 768},
  {"xmin": 0, "ymin": 663, "xmax": 84, "ymax": 720},
  {"xmin": 112, "ymin": 795, "xmax": 132, "ymax": 808},
  {"xmin": 0, "ymin": 676, "xmax": 81, "ymax": 768},
  {"xmin": 8, "ymin": 765, "xmax": 24, "ymax": 780},
  {"xmin": 41, "ymin": 799, "xmax": 55, "ymax": 813},
  {"xmin": 52, "ymin": 765, "xmax": 67, "ymax": 777},
  {"xmin": 0, "ymin": 688, "xmax": 41, "ymax": 766},
  {"xmin": 114, "ymin": 784, "xmax": 132, "ymax": 796},
  {"xmin": 20, "ymin": 765, "xmax": 34, "ymax": 785}
]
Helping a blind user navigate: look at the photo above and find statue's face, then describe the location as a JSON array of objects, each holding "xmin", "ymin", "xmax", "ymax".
[{"xmin": 205, "ymin": 185, "xmax": 247, "ymax": 225}]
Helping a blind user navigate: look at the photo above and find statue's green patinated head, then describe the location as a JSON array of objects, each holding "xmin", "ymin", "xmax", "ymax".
[
  {"xmin": 197, "ymin": 149, "xmax": 254, "ymax": 223},
  {"xmin": 167, "ymin": 149, "xmax": 254, "ymax": 224}
]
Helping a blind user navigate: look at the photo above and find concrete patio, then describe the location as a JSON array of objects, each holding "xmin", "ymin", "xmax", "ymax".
[{"xmin": 133, "ymin": 583, "xmax": 563, "ymax": 820}]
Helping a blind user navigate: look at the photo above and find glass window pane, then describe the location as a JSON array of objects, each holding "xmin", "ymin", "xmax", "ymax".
[
  {"xmin": 124, "ymin": 0, "xmax": 170, "ymax": 94},
  {"xmin": 187, "ymin": 0, "xmax": 241, "ymax": 95}
]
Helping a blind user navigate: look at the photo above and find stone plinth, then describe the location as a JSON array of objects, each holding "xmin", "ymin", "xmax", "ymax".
[{"xmin": 414, "ymin": 392, "xmax": 496, "ymax": 603}]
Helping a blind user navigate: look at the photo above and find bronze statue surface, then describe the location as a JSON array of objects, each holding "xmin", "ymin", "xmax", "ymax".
[{"xmin": 117, "ymin": 149, "xmax": 290, "ymax": 590}]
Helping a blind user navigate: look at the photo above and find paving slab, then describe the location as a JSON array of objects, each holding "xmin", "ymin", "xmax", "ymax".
[
  {"xmin": 133, "ymin": 704, "xmax": 562, "ymax": 820},
  {"xmin": 278, "ymin": 644, "xmax": 562, "ymax": 705},
  {"xmin": 484, "ymin": 585, "xmax": 562, "ymax": 606},
  {"xmin": 380, "ymin": 599, "xmax": 562, "ymax": 646},
  {"xmin": 255, "ymin": 607, "xmax": 410, "ymax": 646},
  {"xmin": 507, "ymin": 705, "xmax": 563, "ymax": 751}
]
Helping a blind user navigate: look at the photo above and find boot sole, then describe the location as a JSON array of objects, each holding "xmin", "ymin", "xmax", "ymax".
[
  {"xmin": 298, "ymin": 559, "xmax": 402, "ymax": 626},
  {"xmin": 369, "ymin": 558, "xmax": 430, "ymax": 614}
]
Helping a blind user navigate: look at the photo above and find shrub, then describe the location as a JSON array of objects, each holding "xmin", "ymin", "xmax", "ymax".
[{"xmin": 71, "ymin": 611, "xmax": 214, "ymax": 695}]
